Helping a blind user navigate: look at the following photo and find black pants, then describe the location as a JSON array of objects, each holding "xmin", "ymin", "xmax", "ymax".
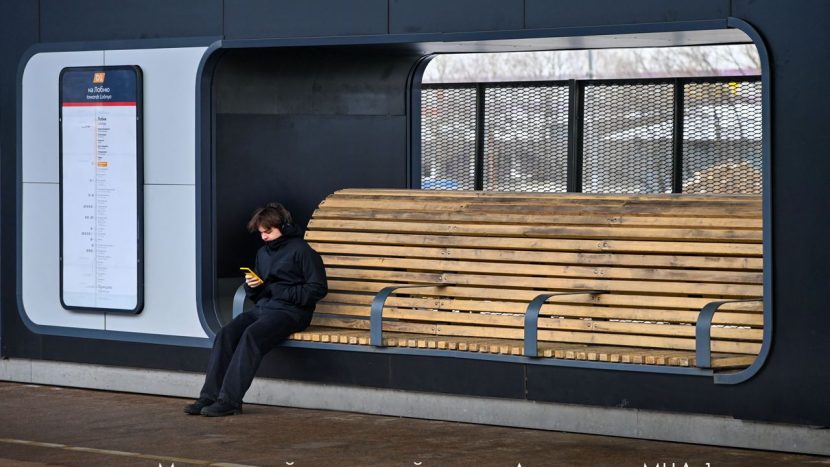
[{"xmin": 199, "ymin": 307, "xmax": 304, "ymax": 406}]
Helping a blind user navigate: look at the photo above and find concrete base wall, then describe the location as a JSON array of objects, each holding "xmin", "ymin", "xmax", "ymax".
[{"xmin": 1, "ymin": 358, "xmax": 827, "ymax": 456}]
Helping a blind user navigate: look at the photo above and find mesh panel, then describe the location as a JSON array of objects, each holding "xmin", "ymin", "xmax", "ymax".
[
  {"xmin": 421, "ymin": 87, "xmax": 477, "ymax": 190},
  {"xmin": 420, "ymin": 78, "xmax": 762, "ymax": 194},
  {"xmin": 582, "ymin": 83, "xmax": 675, "ymax": 194},
  {"xmin": 682, "ymin": 81, "xmax": 763, "ymax": 194},
  {"xmin": 483, "ymin": 85, "xmax": 569, "ymax": 192}
]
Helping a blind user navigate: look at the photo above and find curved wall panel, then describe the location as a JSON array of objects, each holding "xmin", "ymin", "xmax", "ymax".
[{"xmin": 20, "ymin": 47, "xmax": 209, "ymax": 338}]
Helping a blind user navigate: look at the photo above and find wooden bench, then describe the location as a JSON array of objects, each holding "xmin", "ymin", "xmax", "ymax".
[{"xmin": 237, "ymin": 188, "xmax": 764, "ymax": 370}]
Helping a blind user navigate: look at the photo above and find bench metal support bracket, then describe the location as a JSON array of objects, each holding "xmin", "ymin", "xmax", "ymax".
[
  {"xmin": 696, "ymin": 299, "xmax": 763, "ymax": 369},
  {"xmin": 370, "ymin": 284, "xmax": 449, "ymax": 347},
  {"xmin": 524, "ymin": 291, "xmax": 607, "ymax": 357},
  {"xmin": 232, "ymin": 283, "xmax": 248, "ymax": 318}
]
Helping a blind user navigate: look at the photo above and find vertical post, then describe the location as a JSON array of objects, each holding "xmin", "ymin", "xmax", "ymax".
[
  {"xmin": 567, "ymin": 80, "xmax": 585, "ymax": 192},
  {"xmin": 474, "ymin": 83, "xmax": 485, "ymax": 191},
  {"xmin": 408, "ymin": 82, "xmax": 423, "ymax": 189},
  {"xmin": 672, "ymin": 79, "xmax": 685, "ymax": 193},
  {"xmin": 406, "ymin": 56, "xmax": 435, "ymax": 190}
]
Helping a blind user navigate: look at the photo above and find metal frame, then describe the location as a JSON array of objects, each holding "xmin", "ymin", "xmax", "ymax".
[
  {"xmin": 720, "ymin": 17, "xmax": 772, "ymax": 385},
  {"xmin": 58, "ymin": 65, "xmax": 145, "ymax": 314},
  {"xmin": 474, "ymin": 84, "xmax": 486, "ymax": 191},
  {"xmin": 524, "ymin": 291, "xmax": 607, "ymax": 357},
  {"xmin": 695, "ymin": 299, "xmax": 763, "ymax": 369},
  {"xmin": 671, "ymin": 78, "xmax": 685, "ymax": 193},
  {"xmin": 277, "ymin": 339, "xmax": 715, "ymax": 376},
  {"xmin": 231, "ymin": 282, "xmax": 711, "ymax": 375},
  {"xmin": 369, "ymin": 284, "xmax": 449, "ymax": 346},
  {"xmin": 218, "ymin": 20, "xmax": 773, "ymax": 381},
  {"xmin": 14, "ymin": 37, "xmax": 221, "ymax": 350},
  {"xmin": 209, "ymin": 19, "xmax": 771, "ymax": 385},
  {"xmin": 567, "ymin": 80, "xmax": 585, "ymax": 192},
  {"xmin": 8, "ymin": 18, "xmax": 771, "ymax": 385},
  {"xmin": 232, "ymin": 282, "xmax": 248, "ymax": 319},
  {"xmin": 232, "ymin": 281, "xmax": 766, "ymax": 372},
  {"xmin": 406, "ymin": 55, "xmax": 435, "ymax": 189},
  {"xmin": 422, "ymin": 75, "xmax": 761, "ymax": 194}
]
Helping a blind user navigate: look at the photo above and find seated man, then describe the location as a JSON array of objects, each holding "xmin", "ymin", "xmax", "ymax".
[{"xmin": 185, "ymin": 202, "xmax": 328, "ymax": 416}]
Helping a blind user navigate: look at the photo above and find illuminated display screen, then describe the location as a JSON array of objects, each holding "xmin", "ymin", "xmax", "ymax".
[{"xmin": 59, "ymin": 66, "xmax": 143, "ymax": 313}]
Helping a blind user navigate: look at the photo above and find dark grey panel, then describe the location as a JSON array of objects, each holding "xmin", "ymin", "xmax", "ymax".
[
  {"xmin": 40, "ymin": 336, "xmax": 209, "ymax": 373},
  {"xmin": 215, "ymin": 113, "xmax": 408, "ymax": 276},
  {"xmin": 525, "ymin": 365, "xmax": 744, "ymax": 418},
  {"xmin": 2, "ymin": 0, "xmax": 827, "ymax": 429},
  {"xmin": 0, "ymin": 0, "xmax": 38, "ymax": 171},
  {"xmin": 0, "ymin": 0, "xmax": 38, "ymax": 167},
  {"xmin": 730, "ymin": 0, "xmax": 830, "ymax": 424},
  {"xmin": 1, "ymin": 0, "xmax": 39, "ymax": 357},
  {"xmin": 526, "ymin": 0, "xmax": 729, "ymax": 29},
  {"xmin": 261, "ymin": 348, "xmax": 392, "ymax": 388},
  {"xmin": 211, "ymin": 49, "xmax": 418, "ymax": 277},
  {"xmin": 40, "ymin": 0, "xmax": 221, "ymax": 42},
  {"xmin": 390, "ymin": 0, "xmax": 524, "ymax": 34},
  {"xmin": 214, "ymin": 49, "xmax": 412, "ymax": 116},
  {"xmin": 390, "ymin": 356, "xmax": 526, "ymax": 398},
  {"xmin": 224, "ymin": 0, "xmax": 387, "ymax": 39}
]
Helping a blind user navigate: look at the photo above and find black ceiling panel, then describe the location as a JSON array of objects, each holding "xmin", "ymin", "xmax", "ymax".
[
  {"xmin": 390, "ymin": 0, "xmax": 524, "ymax": 34},
  {"xmin": 225, "ymin": 0, "xmax": 388, "ymax": 39},
  {"xmin": 526, "ymin": 0, "xmax": 729, "ymax": 29},
  {"xmin": 40, "ymin": 0, "xmax": 221, "ymax": 42}
]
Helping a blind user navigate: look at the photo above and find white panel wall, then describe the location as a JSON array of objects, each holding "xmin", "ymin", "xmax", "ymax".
[
  {"xmin": 22, "ymin": 184, "xmax": 105, "ymax": 329},
  {"xmin": 22, "ymin": 51, "xmax": 103, "ymax": 184},
  {"xmin": 105, "ymin": 185, "xmax": 203, "ymax": 337},
  {"xmin": 20, "ymin": 47, "xmax": 209, "ymax": 338},
  {"xmin": 103, "ymin": 48, "xmax": 204, "ymax": 185}
]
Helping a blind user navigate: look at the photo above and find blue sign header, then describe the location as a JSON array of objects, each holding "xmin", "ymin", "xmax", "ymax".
[{"xmin": 61, "ymin": 67, "xmax": 139, "ymax": 104}]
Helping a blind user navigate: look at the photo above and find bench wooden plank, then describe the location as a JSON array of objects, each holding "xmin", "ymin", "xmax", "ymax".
[
  {"xmin": 308, "ymin": 218, "xmax": 762, "ymax": 242},
  {"xmin": 319, "ymin": 198, "xmax": 762, "ymax": 218},
  {"xmin": 310, "ymin": 316, "xmax": 760, "ymax": 355},
  {"xmin": 336, "ymin": 188, "xmax": 762, "ymax": 203},
  {"xmin": 323, "ymin": 191, "xmax": 763, "ymax": 207},
  {"xmin": 324, "ymin": 268, "xmax": 764, "ymax": 297},
  {"xmin": 320, "ymin": 255, "xmax": 763, "ymax": 285},
  {"xmin": 709, "ymin": 355, "xmax": 758, "ymax": 369},
  {"xmin": 315, "ymin": 304, "xmax": 762, "ymax": 341},
  {"xmin": 320, "ymin": 293, "xmax": 763, "ymax": 326},
  {"xmin": 311, "ymin": 243, "xmax": 764, "ymax": 270},
  {"xmin": 324, "ymin": 281, "xmax": 765, "ymax": 312},
  {"xmin": 306, "ymin": 231, "xmax": 763, "ymax": 256},
  {"xmin": 313, "ymin": 207, "xmax": 763, "ymax": 229},
  {"xmin": 289, "ymin": 326, "xmax": 756, "ymax": 369}
]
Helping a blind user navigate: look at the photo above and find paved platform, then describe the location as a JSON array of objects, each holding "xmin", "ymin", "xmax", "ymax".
[{"xmin": 0, "ymin": 381, "xmax": 827, "ymax": 466}]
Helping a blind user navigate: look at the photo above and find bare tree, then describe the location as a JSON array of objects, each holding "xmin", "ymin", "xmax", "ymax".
[{"xmin": 423, "ymin": 45, "xmax": 761, "ymax": 83}]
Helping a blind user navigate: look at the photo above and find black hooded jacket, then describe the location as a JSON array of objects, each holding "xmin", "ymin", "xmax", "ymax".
[{"xmin": 243, "ymin": 224, "xmax": 328, "ymax": 326}]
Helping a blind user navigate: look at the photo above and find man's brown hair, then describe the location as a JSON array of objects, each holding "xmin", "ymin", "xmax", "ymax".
[{"xmin": 247, "ymin": 202, "xmax": 293, "ymax": 233}]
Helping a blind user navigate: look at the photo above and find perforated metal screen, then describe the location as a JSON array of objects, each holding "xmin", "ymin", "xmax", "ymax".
[
  {"xmin": 420, "ymin": 77, "xmax": 762, "ymax": 194},
  {"xmin": 483, "ymin": 85, "xmax": 570, "ymax": 191},
  {"xmin": 421, "ymin": 87, "xmax": 477, "ymax": 190},
  {"xmin": 682, "ymin": 81, "xmax": 763, "ymax": 194},
  {"xmin": 582, "ymin": 82, "xmax": 675, "ymax": 194}
]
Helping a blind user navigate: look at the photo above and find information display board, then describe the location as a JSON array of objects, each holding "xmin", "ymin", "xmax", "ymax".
[{"xmin": 59, "ymin": 66, "xmax": 144, "ymax": 313}]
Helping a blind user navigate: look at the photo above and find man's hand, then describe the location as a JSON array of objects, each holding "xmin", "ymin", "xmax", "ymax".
[{"xmin": 245, "ymin": 274, "xmax": 263, "ymax": 288}]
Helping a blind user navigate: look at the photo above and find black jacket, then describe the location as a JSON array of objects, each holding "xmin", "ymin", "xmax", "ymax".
[{"xmin": 244, "ymin": 224, "xmax": 328, "ymax": 326}]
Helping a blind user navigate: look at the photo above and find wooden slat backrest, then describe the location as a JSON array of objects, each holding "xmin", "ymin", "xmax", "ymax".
[{"xmin": 304, "ymin": 189, "xmax": 764, "ymax": 357}]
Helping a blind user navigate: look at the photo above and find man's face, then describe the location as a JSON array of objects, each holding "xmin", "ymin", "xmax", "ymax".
[{"xmin": 259, "ymin": 225, "xmax": 282, "ymax": 242}]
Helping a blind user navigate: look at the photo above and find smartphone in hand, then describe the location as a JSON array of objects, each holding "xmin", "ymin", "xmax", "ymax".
[{"xmin": 239, "ymin": 267, "xmax": 263, "ymax": 283}]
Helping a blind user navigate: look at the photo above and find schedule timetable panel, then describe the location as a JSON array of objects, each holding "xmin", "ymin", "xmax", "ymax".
[{"xmin": 59, "ymin": 66, "xmax": 144, "ymax": 313}]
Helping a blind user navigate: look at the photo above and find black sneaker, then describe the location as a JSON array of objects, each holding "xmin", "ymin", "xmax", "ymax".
[
  {"xmin": 183, "ymin": 397, "xmax": 214, "ymax": 415},
  {"xmin": 201, "ymin": 399, "xmax": 242, "ymax": 417}
]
